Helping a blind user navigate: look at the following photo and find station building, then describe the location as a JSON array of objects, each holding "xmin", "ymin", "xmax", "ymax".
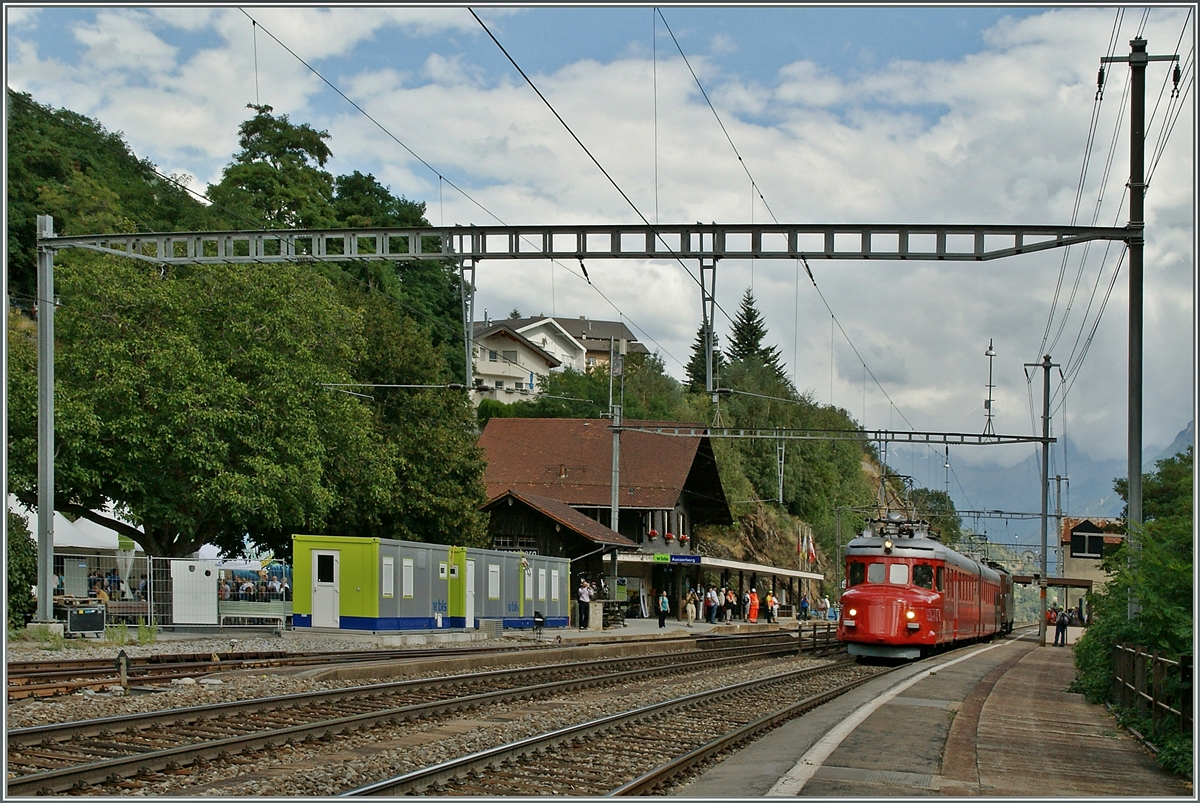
[{"xmin": 478, "ymin": 417, "xmax": 821, "ymax": 617}]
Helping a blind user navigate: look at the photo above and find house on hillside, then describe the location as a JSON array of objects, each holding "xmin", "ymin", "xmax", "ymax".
[
  {"xmin": 470, "ymin": 321, "xmax": 562, "ymax": 406},
  {"xmin": 544, "ymin": 316, "xmax": 649, "ymax": 369},
  {"xmin": 472, "ymin": 315, "xmax": 650, "ymax": 406}
]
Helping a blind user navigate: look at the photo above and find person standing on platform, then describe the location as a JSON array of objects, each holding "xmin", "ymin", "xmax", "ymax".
[
  {"xmin": 799, "ymin": 594, "xmax": 810, "ymax": 621},
  {"xmin": 748, "ymin": 588, "xmax": 760, "ymax": 623},
  {"xmin": 1055, "ymin": 605, "xmax": 1070, "ymax": 646},
  {"xmin": 577, "ymin": 579, "xmax": 592, "ymax": 630},
  {"xmin": 685, "ymin": 589, "xmax": 697, "ymax": 627},
  {"xmin": 657, "ymin": 590, "xmax": 670, "ymax": 628}
]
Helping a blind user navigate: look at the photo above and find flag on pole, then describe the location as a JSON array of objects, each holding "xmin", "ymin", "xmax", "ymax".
[{"xmin": 806, "ymin": 533, "xmax": 818, "ymax": 565}]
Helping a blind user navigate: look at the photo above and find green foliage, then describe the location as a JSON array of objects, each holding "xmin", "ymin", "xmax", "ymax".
[
  {"xmin": 6, "ymin": 94, "xmax": 486, "ymax": 558},
  {"xmin": 1071, "ymin": 448, "xmax": 1193, "ymax": 722},
  {"xmin": 907, "ymin": 487, "xmax": 963, "ymax": 545},
  {"xmin": 685, "ymin": 324, "xmax": 724, "ymax": 393},
  {"xmin": 206, "ymin": 104, "xmax": 336, "ymax": 228},
  {"xmin": 105, "ymin": 621, "xmax": 131, "ymax": 645},
  {"xmin": 6, "ymin": 89, "xmax": 221, "ymax": 299},
  {"xmin": 136, "ymin": 617, "xmax": 159, "ymax": 645},
  {"xmin": 7, "ymin": 253, "xmax": 396, "ymax": 557},
  {"xmin": 726, "ymin": 288, "xmax": 788, "ymax": 383},
  {"xmin": 6, "ymin": 509, "xmax": 38, "ymax": 630}
]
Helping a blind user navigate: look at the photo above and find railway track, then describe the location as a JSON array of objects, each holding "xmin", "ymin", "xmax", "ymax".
[
  {"xmin": 342, "ymin": 660, "xmax": 893, "ymax": 796},
  {"xmin": 6, "ymin": 633, "xmax": 716, "ymax": 700},
  {"xmin": 7, "ymin": 634, "xmax": 802, "ymax": 795}
]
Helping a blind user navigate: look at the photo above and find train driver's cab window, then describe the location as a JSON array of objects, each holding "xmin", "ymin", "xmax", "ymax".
[
  {"xmin": 888, "ymin": 563, "xmax": 909, "ymax": 585},
  {"xmin": 935, "ymin": 566, "xmax": 945, "ymax": 592},
  {"xmin": 867, "ymin": 563, "xmax": 886, "ymax": 583},
  {"xmin": 914, "ymin": 564, "xmax": 934, "ymax": 589},
  {"xmin": 848, "ymin": 562, "xmax": 865, "ymax": 586}
]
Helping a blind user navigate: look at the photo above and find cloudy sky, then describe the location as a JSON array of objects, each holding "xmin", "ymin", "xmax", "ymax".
[{"xmin": 6, "ymin": 5, "xmax": 1195, "ymax": 495}]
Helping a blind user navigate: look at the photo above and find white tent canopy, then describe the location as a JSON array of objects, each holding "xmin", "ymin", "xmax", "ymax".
[{"xmin": 8, "ymin": 496, "xmax": 145, "ymax": 554}]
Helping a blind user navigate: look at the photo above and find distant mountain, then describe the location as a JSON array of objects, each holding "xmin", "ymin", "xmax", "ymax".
[{"xmin": 1150, "ymin": 421, "xmax": 1194, "ymax": 467}]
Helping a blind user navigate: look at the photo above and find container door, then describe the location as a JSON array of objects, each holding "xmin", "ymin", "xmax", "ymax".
[
  {"xmin": 312, "ymin": 550, "xmax": 340, "ymax": 628},
  {"xmin": 465, "ymin": 560, "xmax": 475, "ymax": 630}
]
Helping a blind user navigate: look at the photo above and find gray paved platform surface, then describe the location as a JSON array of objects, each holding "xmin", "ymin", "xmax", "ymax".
[{"xmin": 673, "ymin": 631, "xmax": 1191, "ymax": 798}]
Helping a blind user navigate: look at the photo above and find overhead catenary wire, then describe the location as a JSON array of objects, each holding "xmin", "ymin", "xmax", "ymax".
[
  {"xmin": 467, "ymin": 7, "xmax": 736, "ymax": 343},
  {"xmin": 237, "ymin": 8, "xmax": 685, "ymax": 371}
]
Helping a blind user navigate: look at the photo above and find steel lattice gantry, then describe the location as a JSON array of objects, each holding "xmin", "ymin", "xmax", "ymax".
[
  {"xmin": 612, "ymin": 425, "xmax": 1053, "ymax": 446},
  {"xmin": 38, "ymin": 222, "xmax": 1130, "ymax": 264}
]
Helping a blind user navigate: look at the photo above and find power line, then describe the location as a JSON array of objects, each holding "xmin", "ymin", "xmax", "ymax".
[{"xmin": 235, "ymin": 9, "xmax": 685, "ymax": 372}]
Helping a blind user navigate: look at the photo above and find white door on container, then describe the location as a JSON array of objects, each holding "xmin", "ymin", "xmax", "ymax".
[
  {"xmin": 465, "ymin": 560, "xmax": 475, "ymax": 630},
  {"xmin": 312, "ymin": 550, "xmax": 339, "ymax": 628}
]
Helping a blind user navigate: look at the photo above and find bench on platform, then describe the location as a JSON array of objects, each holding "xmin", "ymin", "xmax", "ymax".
[
  {"xmin": 104, "ymin": 600, "xmax": 150, "ymax": 624},
  {"xmin": 217, "ymin": 600, "xmax": 291, "ymax": 628}
]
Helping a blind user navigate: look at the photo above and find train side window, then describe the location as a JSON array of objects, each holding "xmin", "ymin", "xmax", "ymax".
[
  {"xmin": 888, "ymin": 563, "xmax": 909, "ymax": 585},
  {"xmin": 867, "ymin": 563, "xmax": 886, "ymax": 583},
  {"xmin": 849, "ymin": 562, "xmax": 865, "ymax": 586},
  {"xmin": 935, "ymin": 566, "xmax": 945, "ymax": 592},
  {"xmin": 914, "ymin": 564, "xmax": 934, "ymax": 589}
]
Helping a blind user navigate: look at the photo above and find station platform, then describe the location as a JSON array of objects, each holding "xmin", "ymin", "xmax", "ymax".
[{"xmin": 674, "ymin": 629, "xmax": 1191, "ymax": 798}]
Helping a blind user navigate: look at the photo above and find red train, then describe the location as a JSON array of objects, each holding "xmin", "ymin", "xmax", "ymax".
[{"xmin": 838, "ymin": 512, "xmax": 1014, "ymax": 660}]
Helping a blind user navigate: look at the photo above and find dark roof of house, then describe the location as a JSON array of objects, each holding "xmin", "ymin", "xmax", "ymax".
[
  {"xmin": 471, "ymin": 323, "xmax": 561, "ymax": 368},
  {"xmin": 479, "ymin": 418, "xmax": 731, "ymax": 525},
  {"xmin": 482, "ymin": 490, "xmax": 638, "ymax": 548},
  {"xmin": 481, "ymin": 316, "xmax": 649, "ymax": 355}
]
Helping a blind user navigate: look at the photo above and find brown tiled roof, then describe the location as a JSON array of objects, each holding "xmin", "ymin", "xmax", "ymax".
[
  {"xmin": 482, "ymin": 490, "xmax": 637, "ymax": 547},
  {"xmin": 479, "ymin": 418, "xmax": 708, "ymax": 509}
]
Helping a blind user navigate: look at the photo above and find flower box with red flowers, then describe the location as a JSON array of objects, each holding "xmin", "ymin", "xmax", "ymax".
[
  {"xmin": 679, "ymin": 534, "xmax": 690, "ymax": 543},
  {"xmin": 647, "ymin": 529, "xmax": 659, "ymax": 539},
  {"xmin": 664, "ymin": 532, "xmax": 675, "ymax": 541}
]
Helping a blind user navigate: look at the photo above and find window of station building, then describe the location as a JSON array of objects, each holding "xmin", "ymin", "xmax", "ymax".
[
  {"xmin": 502, "ymin": 349, "xmax": 518, "ymax": 364},
  {"xmin": 914, "ymin": 564, "xmax": 934, "ymax": 589},
  {"xmin": 867, "ymin": 563, "xmax": 886, "ymax": 583},
  {"xmin": 848, "ymin": 562, "xmax": 865, "ymax": 586},
  {"xmin": 888, "ymin": 563, "xmax": 909, "ymax": 585},
  {"xmin": 494, "ymin": 380, "xmax": 504, "ymax": 389},
  {"xmin": 489, "ymin": 349, "xmax": 498, "ymax": 361}
]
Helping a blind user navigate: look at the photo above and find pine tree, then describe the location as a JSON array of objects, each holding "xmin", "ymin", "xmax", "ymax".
[
  {"xmin": 685, "ymin": 324, "xmax": 724, "ymax": 392},
  {"xmin": 727, "ymin": 288, "xmax": 787, "ymax": 380}
]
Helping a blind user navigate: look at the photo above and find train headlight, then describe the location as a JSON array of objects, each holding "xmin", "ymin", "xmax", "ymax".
[
  {"xmin": 847, "ymin": 608, "xmax": 857, "ymax": 617},
  {"xmin": 905, "ymin": 610, "xmax": 917, "ymax": 620},
  {"xmin": 883, "ymin": 538, "xmax": 893, "ymax": 553},
  {"xmin": 906, "ymin": 609, "xmax": 920, "ymax": 629}
]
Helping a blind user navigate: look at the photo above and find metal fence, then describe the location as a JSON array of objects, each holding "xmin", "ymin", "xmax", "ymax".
[
  {"xmin": 1112, "ymin": 643, "xmax": 1193, "ymax": 735},
  {"xmin": 54, "ymin": 552, "xmax": 151, "ymax": 625},
  {"xmin": 52, "ymin": 552, "xmax": 291, "ymax": 631},
  {"xmin": 149, "ymin": 557, "xmax": 292, "ymax": 631}
]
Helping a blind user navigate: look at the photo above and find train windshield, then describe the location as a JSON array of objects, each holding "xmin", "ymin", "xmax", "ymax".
[
  {"xmin": 867, "ymin": 563, "xmax": 885, "ymax": 583},
  {"xmin": 849, "ymin": 562, "xmax": 865, "ymax": 586},
  {"xmin": 914, "ymin": 564, "xmax": 934, "ymax": 589},
  {"xmin": 888, "ymin": 563, "xmax": 909, "ymax": 585}
]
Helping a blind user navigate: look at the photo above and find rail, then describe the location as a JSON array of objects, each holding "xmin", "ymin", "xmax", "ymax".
[{"xmin": 1111, "ymin": 643, "xmax": 1193, "ymax": 736}]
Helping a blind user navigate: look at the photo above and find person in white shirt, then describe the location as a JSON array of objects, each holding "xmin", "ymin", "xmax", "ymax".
[{"xmin": 577, "ymin": 579, "xmax": 593, "ymax": 629}]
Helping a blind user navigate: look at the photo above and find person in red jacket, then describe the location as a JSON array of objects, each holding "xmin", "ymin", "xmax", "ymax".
[{"xmin": 748, "ymin": 589, "xmax": 760, "ymax": 623}]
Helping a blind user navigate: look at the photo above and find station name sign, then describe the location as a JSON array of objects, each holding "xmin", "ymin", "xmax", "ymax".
[{"xmin": 653, "ymin": 554, "xmax": 701, "ymax": 564}]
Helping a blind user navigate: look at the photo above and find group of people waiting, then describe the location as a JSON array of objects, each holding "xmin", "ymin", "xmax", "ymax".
[
  {"xmin": 1049, "ymin": 602, "xmax": 1085, "ymax": 647},
  {"xmin": 86, "ymin": 569, "xmax": 148, "ymax": 603},
  {"xmin": 218, "ymin": 574, "xmax": 292, "ymax": 602},
  {"xmin": 681, "ymin": 585, "xmax": 784, "ymax": 626}
]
